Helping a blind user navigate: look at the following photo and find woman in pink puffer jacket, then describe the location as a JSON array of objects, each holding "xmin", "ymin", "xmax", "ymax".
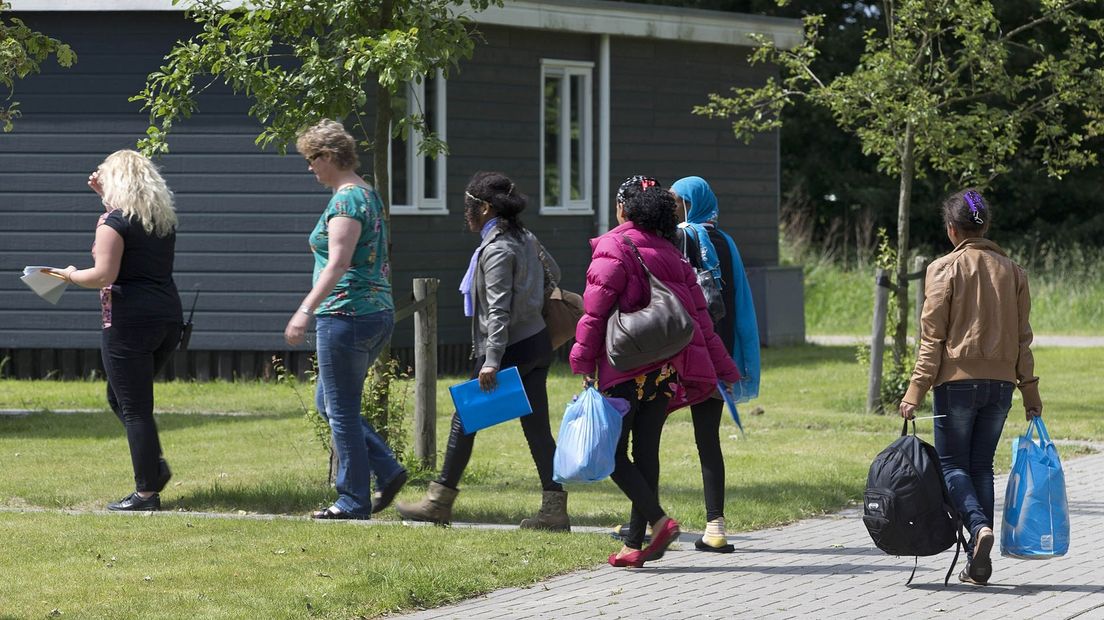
[{"xmin": 570, "ymin": 176, "xmax": 740, "ymax": 568}]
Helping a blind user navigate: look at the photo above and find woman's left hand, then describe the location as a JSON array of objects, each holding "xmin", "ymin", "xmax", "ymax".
[
  {"xmin": 284, "ymin": 312, "xmax": 311, "ymax": 346},
  {"xmin": 478, "ymin": 365, "xmax": 498, "ymax": 392}
]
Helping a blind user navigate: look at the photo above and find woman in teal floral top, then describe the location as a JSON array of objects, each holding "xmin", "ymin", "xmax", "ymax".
[{"xmin": 284, "ymin": 119, "xmax": 407, "ymax": 519}]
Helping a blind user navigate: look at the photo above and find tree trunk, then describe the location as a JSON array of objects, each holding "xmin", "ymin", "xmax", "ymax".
[
  {"xmin": 368, "ymin": 0, "xmax": 395, "ymax": 442},
  {"xmin": 893, "ymin": 123, "xmax": 916, "ymax": 366}
]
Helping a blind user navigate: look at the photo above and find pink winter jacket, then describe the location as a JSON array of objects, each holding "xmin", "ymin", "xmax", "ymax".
[{"xmin": 569, "ymin": 221, "xmax": 741, "ymax": 411}]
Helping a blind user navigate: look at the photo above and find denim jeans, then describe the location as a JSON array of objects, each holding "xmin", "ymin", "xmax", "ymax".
[
  {"xmin": 314, "ymin": 311, "xmax": 402, "ymax": 516},
  {"xmin": 933, "ymin": 379, "xmax": 1014, "ymax": 543},
  {"xmin": 102, "ymin": 322, "xmax": 182, "ymax": 493}
]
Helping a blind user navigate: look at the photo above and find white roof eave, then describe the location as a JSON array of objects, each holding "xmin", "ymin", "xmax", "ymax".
[{"xmin": 8, "ymin": 0, "xmax": 803, "ymax": 50}]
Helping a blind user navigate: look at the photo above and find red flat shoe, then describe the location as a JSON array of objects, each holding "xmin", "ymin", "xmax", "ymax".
[
  {"xmin": 638, "ymin": 517, "xmax": 680, "ymax": 564},
  {"xmin": 608, "ymin": 549, "xmax": 645, "ymax": 568}
]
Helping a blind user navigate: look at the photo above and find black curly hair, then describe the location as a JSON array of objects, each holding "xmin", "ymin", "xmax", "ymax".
[
  {"xmin": 464, "ymin": 171, "xmax": 527, "ymax": 236},
  {"xmin": 619, "ymin": 179, "xmax": 678, "ymax": 243},
  {"xmin": 941, "ymin": 187, "xmax": 991, "ymax": 237}
]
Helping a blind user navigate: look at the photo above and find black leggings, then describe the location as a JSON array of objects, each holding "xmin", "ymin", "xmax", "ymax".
[
  {"xmin": 438, "ymin": 329, "xmax": 562, "ymax": 492},
  {"xmin": 691, "ymin": 397, "xmax": 726, "ymax": 521},
  {"xmin": 102, "ymin": 322, "xmax": 181, "ymax": 493},
  {"xmin": 606, "ymin": 368, "xmax": 678, "ymax": 550}
]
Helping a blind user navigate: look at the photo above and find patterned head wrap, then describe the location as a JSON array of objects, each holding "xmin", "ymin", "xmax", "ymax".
[{"xmin": 616, "ymin": 175, "xmax": 659, "ymax": 205}]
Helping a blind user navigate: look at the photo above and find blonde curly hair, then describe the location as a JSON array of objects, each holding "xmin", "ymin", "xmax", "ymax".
[
  {"xmin": 296, "ymin": 119, "xmax": 359, "ymax": 170},
  {"xmin": 98, "ymin": 150, "xmax": 177, "ymax": 238}
]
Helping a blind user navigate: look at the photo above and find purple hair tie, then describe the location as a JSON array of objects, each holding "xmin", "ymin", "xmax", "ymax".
[{"xmin": 963, "ymin": 190, "xmax": 985, "ymax": 226}]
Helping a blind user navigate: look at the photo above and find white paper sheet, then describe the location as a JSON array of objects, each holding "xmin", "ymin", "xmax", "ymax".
[{"xmin": 20, "ymin": 266, "xmax": 69, "ymax": 305}]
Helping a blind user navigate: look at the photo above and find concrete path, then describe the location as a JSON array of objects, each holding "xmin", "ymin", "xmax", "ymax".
[{"xmin": 400, "ymin": 452, "xmax": 1104, "ymax": 620}]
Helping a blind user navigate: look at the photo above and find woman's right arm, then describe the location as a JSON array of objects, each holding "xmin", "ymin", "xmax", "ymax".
[
  {"xmin": 901, "ymin": 263, "xmax": 951, "ymax": 414},
  {"xmin": 569, "ymin": 238, "xmax": 626, "ymax": 377},
  {"xmin": 1015, "ymin": 267, "xmax": 1042, "ymax": 419}
]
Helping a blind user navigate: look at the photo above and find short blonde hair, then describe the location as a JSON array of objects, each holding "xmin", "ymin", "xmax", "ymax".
[
  {"xmin": 98, "ymin": 150, "xmax": 177, "ymax": 237},
  {"xmin": 296, "ymin": 119, "xmax": 359, "ymax": 170}
]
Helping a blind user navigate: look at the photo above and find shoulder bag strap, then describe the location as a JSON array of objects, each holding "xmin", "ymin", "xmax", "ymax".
[{"xmin": 619, "ymin": 234, "xmax": 652, "ymax": 275}]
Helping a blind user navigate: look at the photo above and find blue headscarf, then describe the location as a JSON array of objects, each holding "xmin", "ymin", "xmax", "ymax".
[
  {"xmin": 671, "ymin": 176, "xmax": 761, "ymax": 404},
  {"xmin": 672, "ymin": 176, "xmax": 721, "ymax": 279}
]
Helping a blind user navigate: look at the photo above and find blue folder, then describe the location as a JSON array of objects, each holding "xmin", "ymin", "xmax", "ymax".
[{"xmin": 449, "ymin": 366, "xmax": 533, "ymax": 435}]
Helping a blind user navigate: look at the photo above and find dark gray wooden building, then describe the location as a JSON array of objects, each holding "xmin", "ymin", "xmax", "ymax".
[{"xmin": 1, "ymin": 0, "xmax": 804, "ymax": 379}]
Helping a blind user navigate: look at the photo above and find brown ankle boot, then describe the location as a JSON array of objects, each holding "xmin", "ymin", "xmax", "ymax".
[
  {"xmin": 395, "ymin": 481, "xmax": 458, "ymax": 525},
  {"xmin": 519, "ymin": 490, "xmax": 570, "ymax": 532}
]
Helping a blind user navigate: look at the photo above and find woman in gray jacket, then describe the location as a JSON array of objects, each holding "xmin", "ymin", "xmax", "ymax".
[{"xmin": 397, "ymin": 172, "xmax": 569, "ymax": 530}]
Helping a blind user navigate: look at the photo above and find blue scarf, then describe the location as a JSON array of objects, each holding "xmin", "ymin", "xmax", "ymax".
[
  {"xmin": 460, "ymin": 218, "xmax": 499, "ymax": 317},
  {"xmin": 671, "ymin": 176, "xmax": 761, "ymax": 402},
  {"xmin": 672, "ymin": 176, "xmax": 721, "ymax": 279}
]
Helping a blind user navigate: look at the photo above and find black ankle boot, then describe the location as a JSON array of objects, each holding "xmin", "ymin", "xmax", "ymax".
[{"xmin": 108, "ymin": 492, "xmax": 161, "ymax": 512}]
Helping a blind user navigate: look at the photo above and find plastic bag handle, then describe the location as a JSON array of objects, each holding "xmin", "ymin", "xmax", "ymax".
[{"xmin": 1028, "ymin": 416, "xmax": 1053, "ymax": 446}]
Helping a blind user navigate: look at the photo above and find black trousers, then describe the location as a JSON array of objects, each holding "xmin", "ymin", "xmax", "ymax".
[
  {"xmin": 438, "ymin": 329, "xmax": 562, "ymax": 492},
  {"xmin": 691, "ymin": 397, "xmax": 726, "ymax": 521},
  {"xmin": 102, "ymin": 322, "xmax": 181, "ymax": 493},
  {"xmin": 606, "ymin": 368, "xmax": 678, "ymax": 549}
]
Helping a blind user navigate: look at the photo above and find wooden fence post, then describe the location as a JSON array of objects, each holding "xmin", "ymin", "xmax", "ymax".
[
  {"xmin": 913, "ymin": 255, "xmax": 928, "ymax": 339},
  {"xmin": 413, "ymin": 278, "xmax": 439, "ymax": 471},
  {"xmin": 867, "ymin": 268, "xmax": 890, "ymax": 413}
]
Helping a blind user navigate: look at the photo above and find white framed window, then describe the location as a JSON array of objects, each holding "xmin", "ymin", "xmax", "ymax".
[
  {"xmin": 390, "ymin": 70, "xmax": 447, "ymax": 215},
  {"xmin": 540, "ymin": 59, "xmax": 594, "ymax": 214}
]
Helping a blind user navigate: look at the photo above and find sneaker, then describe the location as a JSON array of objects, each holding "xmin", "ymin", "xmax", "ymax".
[
  {"xmin": 967, "ymin": 527, "xmax": 994, "ymax": 584},
  {"xmin": 108, "ymin": 492, "xmax": 161, "ymax": 512}
]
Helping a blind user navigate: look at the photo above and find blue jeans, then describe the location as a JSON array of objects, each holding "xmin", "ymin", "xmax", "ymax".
[
  {"xmin": 933, "ymin": 379, "xmax": 1013, "ymax": 543},
  {"xmin": 314, "ymin": 312, "xmax": 403, "ymax": 516}
]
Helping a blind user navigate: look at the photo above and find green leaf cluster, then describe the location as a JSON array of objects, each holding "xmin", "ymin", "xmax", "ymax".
[
  {"xmin": 0, "ymin": 1, "xmax": 77, "ymax": 131},
  {"xmin": 698, "ymin": 0, "xmax": 1104, "ymax": 187},
  {"xmin": 131, "ymin": 0, "xmax": 499, "ymax": 157}
]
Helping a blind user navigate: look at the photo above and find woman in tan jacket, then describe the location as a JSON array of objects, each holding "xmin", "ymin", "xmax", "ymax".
[{"xmin": 899, "ymin": 188, "xmax": 1042, "ymax": 586}]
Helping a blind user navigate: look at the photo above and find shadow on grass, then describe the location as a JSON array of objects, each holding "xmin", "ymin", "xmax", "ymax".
[
  {"xmin": 0, "ymin": 410, "xmax": 286, "ymax": 440},
  {"xmin": 169, "ymin": 479, "xmax": 331, "ymax": 514}
]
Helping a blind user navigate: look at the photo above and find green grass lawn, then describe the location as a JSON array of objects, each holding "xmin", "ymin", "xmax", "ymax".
[
  {"xmin": 0, "ymin": 345, "xmax": 1101, "ymax": 618},
  {"xmin": 803, "ymin": 259, "xmax": 1104, "ymax": 336}
]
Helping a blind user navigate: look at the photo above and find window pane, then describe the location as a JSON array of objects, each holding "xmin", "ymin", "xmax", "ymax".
[
  {"xmin": 423, "ymin": 75, "xmax": 438, "ymax": 200},
  {"xmin": 570, "ymin": 74, "xmax": 585, "ymax": 201},
  {"xmin": 390, "ymin": 87, "xmax": 408, "ymax": 206},
  {"xmin": 544, "ymin": 75, "xmax": 562, "ymax": 207}
]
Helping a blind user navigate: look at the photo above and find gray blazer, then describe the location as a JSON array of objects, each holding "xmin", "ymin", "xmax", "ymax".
[{"xmin": 471, "ymin": 227, "xmax": 558, "ymax": 367}]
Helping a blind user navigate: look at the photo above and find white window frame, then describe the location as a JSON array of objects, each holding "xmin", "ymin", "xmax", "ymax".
[
  {"xmin": 540, "ymin": 59, "xmax": 594, "ymax": 215},
  {"xmin": 390, "ymin": 70, "xmax": 448, "ymax": 216}
]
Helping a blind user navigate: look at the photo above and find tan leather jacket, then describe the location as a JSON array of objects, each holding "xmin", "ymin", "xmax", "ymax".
[{"xmin": 903, "ymin": 238, "xmax": 1041, "ymax": 410}]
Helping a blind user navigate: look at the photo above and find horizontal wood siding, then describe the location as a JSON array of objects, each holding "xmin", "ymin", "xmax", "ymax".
[
  {"xmin": 609, "ymin": 36, "xmax": 780, "ymax": 267},
  {"xmin": 1, "ymin": 14, "xmax": 784, "ymax": 375}
]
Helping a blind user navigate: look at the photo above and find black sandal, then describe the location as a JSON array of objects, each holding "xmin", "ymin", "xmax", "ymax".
[{"xmin": 311, "ymin": 506, "xmax": 369, "ymax": 520}]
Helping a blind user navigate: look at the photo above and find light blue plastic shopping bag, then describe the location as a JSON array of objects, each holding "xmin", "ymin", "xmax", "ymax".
[
  {"xmin": 1001, "ymin": 417, "xmax": 1070, "ymax": 559},
  {"xmin": 449, "ymin": 366, "xmax": 532, "ymax": 435},
  {"xmin": 552, "ymin": 387, "xmax": 629, "ymax": 484}
]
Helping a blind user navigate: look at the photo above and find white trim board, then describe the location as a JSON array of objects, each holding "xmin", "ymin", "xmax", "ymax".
[{"xmin": 10, "ymin": 0, "xmax": 803, "ymax": 49}]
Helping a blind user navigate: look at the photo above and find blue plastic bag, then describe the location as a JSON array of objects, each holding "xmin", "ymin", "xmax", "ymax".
[
  {"xmin": 1001, "ymin": 417, "xmax": 1070, "ymax": 559},
  {"xmin": 552, "ymin": 387, "xmax": 628, "ymax": 484}
]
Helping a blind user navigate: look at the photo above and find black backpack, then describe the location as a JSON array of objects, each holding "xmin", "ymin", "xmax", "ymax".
[{"xmin": 863, "ymin": 420, "xmax": 965, "ymax": 585}]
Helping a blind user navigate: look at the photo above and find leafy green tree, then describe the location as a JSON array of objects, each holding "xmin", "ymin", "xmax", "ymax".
[
  {"xmin": 697, "ymin": 0, "xmax": 1104, "ymax": 404},
  {"xmin": 0, "ymin": 1, "xmax": 76, "ymax": 131},
  {"xmin": 133, "ymin": 0, "xmax": 497, "ymax": 210}
]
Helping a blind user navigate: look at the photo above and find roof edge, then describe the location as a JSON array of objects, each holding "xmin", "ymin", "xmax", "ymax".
[{"xmin": 9, "ymin": 0, "xmax": 804, "ymax": 50}]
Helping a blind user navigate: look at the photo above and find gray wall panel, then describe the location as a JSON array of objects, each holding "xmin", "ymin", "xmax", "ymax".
[{"xmin": 2, "ymin": 14, "xmax": 787, "ymax": 362}]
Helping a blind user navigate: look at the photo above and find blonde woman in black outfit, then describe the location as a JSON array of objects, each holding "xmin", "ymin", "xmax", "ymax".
[{"xmin": 53, "ymin": 150, "xmax": 182, "ymax": 511}]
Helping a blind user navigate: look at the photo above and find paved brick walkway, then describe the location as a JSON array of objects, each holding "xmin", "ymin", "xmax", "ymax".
[{"xmin": 401, "ymin": 451, "xmax": 1104, "ymax": 620}]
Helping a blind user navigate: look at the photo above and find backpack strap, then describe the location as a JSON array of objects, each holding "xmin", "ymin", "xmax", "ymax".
[{"xmin": 944, "ymin": 527, "xmax": 967, "ymax": 587}]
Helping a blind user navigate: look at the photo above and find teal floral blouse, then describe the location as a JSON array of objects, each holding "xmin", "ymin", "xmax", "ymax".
[{"xmin": 309, "ymin": 185, "xmax": 393, "ymax": 315}]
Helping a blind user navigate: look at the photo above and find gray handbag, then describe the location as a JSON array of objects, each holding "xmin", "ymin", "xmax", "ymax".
[{"xmin": 606, "ymin": 235, "xmax": 695, "ymax": 371}]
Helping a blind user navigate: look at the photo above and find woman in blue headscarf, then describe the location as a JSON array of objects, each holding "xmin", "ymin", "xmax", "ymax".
[{"xmin": 671, "ymin": 175, "xmax": 761, "ymax": 553}]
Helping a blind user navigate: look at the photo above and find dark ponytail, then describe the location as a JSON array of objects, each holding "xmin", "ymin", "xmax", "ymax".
[
  {"xmin": 941, "ymin": 188, "xmax": 991, "ymax": 237},
  {"xmin": 464, "ymin": 171, "xmax": 527, "ymax": 235}
]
